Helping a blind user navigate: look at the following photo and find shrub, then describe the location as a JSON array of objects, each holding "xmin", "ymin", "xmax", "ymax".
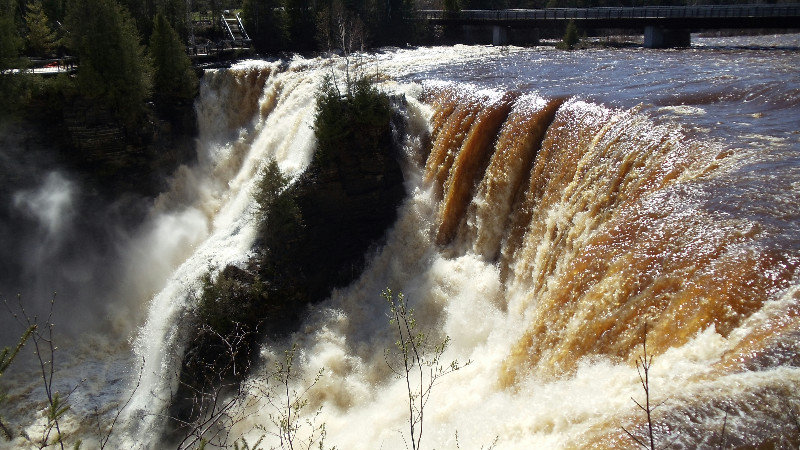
[
  {"xmin": 383, "ymin": 288, "xmax": 470, "ymax": 450},
  {"xmin": 196, "ymin": 268, "xmax": 269, "ymax": 338}
]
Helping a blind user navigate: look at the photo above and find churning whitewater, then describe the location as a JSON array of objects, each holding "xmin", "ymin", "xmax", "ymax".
[{"xmin": 3, "ymin": 39, "xmax": 800, "ymax": 449}]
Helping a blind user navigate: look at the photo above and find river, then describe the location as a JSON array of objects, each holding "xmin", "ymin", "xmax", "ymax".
[{"xmin": 1, "ymin": 34, "xmax": 800, "ymax": 449}]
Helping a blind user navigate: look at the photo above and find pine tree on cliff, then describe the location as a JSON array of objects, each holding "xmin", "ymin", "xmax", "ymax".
[
  {"xmin": 65, "ymin": 0, "xmax": 152, "ymax": 126},
  {"xmin": 149, "ymin": 12, "xmax": 197, "ymax": 107}
]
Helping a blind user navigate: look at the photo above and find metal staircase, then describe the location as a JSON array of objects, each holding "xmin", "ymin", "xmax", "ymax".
[{"xmin": 221, "ymin": 11, "xmax": 251, "ymax": 47}]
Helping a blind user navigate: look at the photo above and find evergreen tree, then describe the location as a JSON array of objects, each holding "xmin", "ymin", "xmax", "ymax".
[
  {"xmin": 150, "ymin": 12, "xmax": 197, "ymax": 106},
  {"xmin": 40, "ymin": 0, "xmax": 66, "ymax": 24},
  {"xmin": 24, "ymin": 0, "xmax": 57, "ymax": 56},
  {"xmin": 156, "ymin": 0, "xmax": 187, "ymax": 39},
  {"xmin": 0, "ymin": 0, "xmax": 22, "ymax": 72},
  {"xmin": 560, "ymin": 19, "xmax": 579, "ymax": 49},
  {"xmin": 0, "ymin": 0, "xmax": 25, "ymax": 114},
  {"xmin": 242, "ymin": 0, "xmax": 285, "ymax": 53},
  {"xmin": 285, "ymin": 0, "xmax": 316, "ymax": 50},
  {"xmin": 116, "ymin": 0, "xmax": 185, "ymax": 43},
  {"xmin": 65, "ymin": 0, "xmax": 152, "ymax": 125},
  {"xmin": 117, "ymin": 0, "xmax": 154, "ymax": 38}
]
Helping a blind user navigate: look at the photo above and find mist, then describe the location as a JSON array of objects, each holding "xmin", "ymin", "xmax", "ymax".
[{"xmin": 0, "ymin": 125, "xmax": 152, "ymax": 350}]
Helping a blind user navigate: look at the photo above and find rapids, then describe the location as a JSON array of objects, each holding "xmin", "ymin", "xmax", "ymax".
[{"xmin": 2, "ymin": 36, "xmax": 800, "ymax": 449}]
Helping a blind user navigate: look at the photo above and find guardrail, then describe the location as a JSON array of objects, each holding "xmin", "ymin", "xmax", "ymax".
[
  {"xmin": 416, "ymin": 4, "xmax": 800, "ymax": 21},
  {"xmin": 235, "ymin": 12, "xmax": 250, "ymax": 41}
]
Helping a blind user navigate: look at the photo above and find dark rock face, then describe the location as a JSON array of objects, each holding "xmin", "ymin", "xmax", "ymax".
[{"xmin": 59, "ymin": 98, "xmax": 197, "ymax": 197}]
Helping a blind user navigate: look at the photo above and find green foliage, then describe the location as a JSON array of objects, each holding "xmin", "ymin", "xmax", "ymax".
[
  {"xmin": 149, "ymin": 12, "xmax": 197, "ymax": 105},
  {"xmin": 117, "ymin": 0, "xmax": 186, "ymax": 41},
  {"xmin": 0, "ymin": 326, "xmax": 34, "ymax": 374},
  {"xmin": 242, "ymin": 0, "xmax": 286, "ymax": 53},
  {"xmin": 197, "ymin": 269, "xmax": 270, "ymax": 337},
  {"xmin": 251, "ymin": 343, "xmax": 332, "ymax": 450},
  {"xmin": 254, "ymin": 159, "xmax": 302, "ymax": 274},
  {"xmin": 39, "ymin": 0, "xmax": 66, "ymax": 24},
  {"xmin": 313, "ymin": 73, "xmax": 392, "ymax": 166},
  {"xmin": 558, "ymin": 19, "xmax": 580, "ymax": 50},
  {"xmin": 193, "ymin": 160, "xmax": 301, "ymax": 340},
  {"xmin": 284, "ymin": 0, "xmax": 316, "ymax": 51},
  {"xmin": 0, "ymin": 19, "xmax": 21, "ymax": 70},
  {"xmin": 383, "ymin": 289, "xmax": 470, "ymax": 450},
  {"xmin": 65, "ymin": 0, "xmax": 153, "ymax": 126},
  {"xmin": 254, "ymin": 159, "xmax": 291, "ymax": 223},
  {"xmin": 233, "ymin": 436, "xmax": 264, "ymax": 450},
  {"xmin": 24, "ymin": 0, "xmax": 57, "ymax": 56},
  {"xmin": 0, "ymin": 0, "xmax": 24, "ymax": 108}
]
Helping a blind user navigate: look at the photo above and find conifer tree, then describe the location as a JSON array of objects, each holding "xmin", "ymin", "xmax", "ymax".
[
  {"xmin": 0, "ymin": 0, "xmax": 22, "ymax": 72},
  {"xmin": 65, "ymin": 0, "xmax": 152, "ymax": 125},
  {"xmin": 0, "ymin": 0, "xmax": 24, "ymax": 113},
  {"xmin": 150, "ymin": 12, "xmax": 197, "ymax": 106},
  {"xmin": 242, "ymin": 0, "xmax": 285, "ymax": 53},
  {"xmin": 24, "ymin": 0, "xmax": 57, "ymax": 57},
  {"xmin": 561, "ymin": 19, "xmax": 579, "ymax": 50}
]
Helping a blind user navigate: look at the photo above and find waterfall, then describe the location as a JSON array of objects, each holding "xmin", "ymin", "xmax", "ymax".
[
  {"xmin": 5, "ymin": 45, "xmax": 798, "ymax": 449},
  {"xmin": 119, "ymin": 59, "xmax": 323, "ymax": 446},
  {"xmin": 219, "ymin": 76, "xmax": 798, "ymax": 448}
]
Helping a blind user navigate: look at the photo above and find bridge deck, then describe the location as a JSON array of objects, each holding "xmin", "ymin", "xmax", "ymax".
[{"xmin": 417, "ymin": 4, "xmax": 800, "ymax": 29}]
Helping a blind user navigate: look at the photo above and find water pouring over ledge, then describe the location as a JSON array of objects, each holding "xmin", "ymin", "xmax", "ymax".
[{"xmin": 2, "ymin": 36, "xmax": 800, "ymax": 448}]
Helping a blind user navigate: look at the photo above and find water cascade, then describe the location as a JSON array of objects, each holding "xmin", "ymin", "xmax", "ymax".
[
  {"xmin": 3, "ymin": 44, "xmax": 799, "ymax": 450},
  {"xmin": 138, "ymin": 60, "xmax": 800, "ymax": 448},
  {"xmin": 120, "ymin": 60, "xmax": 323, "ymax": 445},
  {"xmin": 221, "ymin": 69, "xmax": 799, "ymax": 447}
]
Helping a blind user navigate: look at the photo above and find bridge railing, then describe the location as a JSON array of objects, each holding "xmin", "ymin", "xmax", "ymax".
[{"xmin": 416, "ymin": 4, "xmax": 800, "ymax": 21}]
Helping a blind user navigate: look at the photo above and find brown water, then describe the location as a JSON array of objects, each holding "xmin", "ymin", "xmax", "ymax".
[
  {"xmin": 399, "ymin": 36, "xmax": 800, "ymax": 447},
  {"xmin": 3, "ymin": 37, "xmax": 800, "ymax": 449}
]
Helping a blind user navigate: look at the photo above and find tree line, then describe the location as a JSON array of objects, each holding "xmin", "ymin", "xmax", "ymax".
[
  {"xmin": 241, "ymin": 0, "xmax": 418, "ymax": 53},
  {"xmin": 1, "ymin": 0, "xmax": 795, "ymax": 121},
  {"xmin": 0, "ymin": 0, "xmax": 197, "ymax": 127}
]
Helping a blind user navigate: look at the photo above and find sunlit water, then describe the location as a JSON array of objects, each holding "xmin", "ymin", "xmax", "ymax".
[{"xmin": 2, "ymin": 35, "xmax": 799, "ymax": 449}]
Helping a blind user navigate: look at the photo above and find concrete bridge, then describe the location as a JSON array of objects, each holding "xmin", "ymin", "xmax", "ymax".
[{"xmin": 416, "ymin": 4, "xmax": 800, "ymax": 47}]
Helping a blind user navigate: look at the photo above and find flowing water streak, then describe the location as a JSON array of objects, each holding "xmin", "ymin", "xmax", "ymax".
[
  {"xmin": 462, "ymin": 94, "xmax": 564, "ymax": 263},
  {"xmin": 120, "ymin": 59, "xmax": 323, "ymax": 446}
]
